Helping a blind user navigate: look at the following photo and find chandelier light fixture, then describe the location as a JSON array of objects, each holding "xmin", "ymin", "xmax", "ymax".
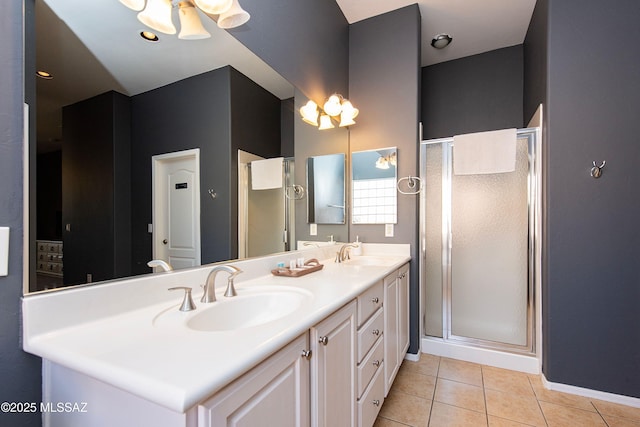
[
  {"xmin": 299, "ymin": 94, "xmax": 359, "ymax": 130},
  {"xmin": 119, "ymin": 0, "xmax": 250, "ymax": 40}
]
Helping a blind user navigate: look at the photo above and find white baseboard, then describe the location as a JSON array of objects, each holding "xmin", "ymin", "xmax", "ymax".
[
  {"xmin": 404, "ymin": 352, "xmax": 420, "ymax": 362},
  {"xmin": 421, "ymin": 337, "xmax": 539, "ymax": 374},
  {"xmin": 542, "ymin": 374, "xmax": 640, "ymax": 409}
]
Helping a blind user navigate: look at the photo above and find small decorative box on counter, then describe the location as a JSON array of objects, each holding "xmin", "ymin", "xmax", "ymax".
[{"xmin": 271, "ymin": 258, "xmax": 324, "ymax": 277}]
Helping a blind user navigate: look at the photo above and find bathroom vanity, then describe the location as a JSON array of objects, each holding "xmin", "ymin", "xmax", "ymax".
[{"xmin": 22, "ymin": 244, "xmax": 410, "ymax": 427}]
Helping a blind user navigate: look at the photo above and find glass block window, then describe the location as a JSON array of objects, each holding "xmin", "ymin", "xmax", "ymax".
[{"xmin": 352, "ymin": 178, "xmax": 397, "ymax": 224}]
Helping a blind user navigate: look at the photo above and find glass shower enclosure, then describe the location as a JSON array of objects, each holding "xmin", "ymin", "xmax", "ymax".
[{"xmin": 420, "ymin": 128, "xmax": 539, "ymax": 354}]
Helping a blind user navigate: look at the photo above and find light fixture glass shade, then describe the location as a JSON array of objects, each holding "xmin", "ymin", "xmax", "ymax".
[
  {"xmin": 323, "ymin": 94, "xmax": 342, "ymax": 117},
  {"xmin": 178, "ymin": 2, "xmax": 211, "ymax": 39},
  {"xmin": 120, "ymin": 0, "xmax": 146, "ymax": 11},
  {"xmin": 376, "ymin": 157, "xmax": 390, "ymax": 169},
  {"xmin": 318, "ymin": 114, "xmax": 335, "ymax": 130},
  {"xmin": 217, "ymin": 0, "xmax": 250, "ymax": 29},
  {"xmin": 339, "ymin": 112, "xmax": 356, "ymax": 127},
  {"xmin": 138, "ymin": 0, "xmax": 176, "ymax": 35},
  {"xmin": 341, "ymin": 100, "xmax": 359, "ymax": 118},
  {"xmin": 338, "ymin": 100, "xmax": 358, "ymax": 127},
  {"xmin": 300, "ymin": 101, "xmax": 319, "ymax": 126},
  {"xmin": 193, "ymin": 0, "xmax": 232, "ymax": 14}
]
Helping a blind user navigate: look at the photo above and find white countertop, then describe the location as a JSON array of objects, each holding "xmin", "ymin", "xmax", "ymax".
[{"xmin": 22, "ymin": 244, "xmax": 410, "ymax": 413}]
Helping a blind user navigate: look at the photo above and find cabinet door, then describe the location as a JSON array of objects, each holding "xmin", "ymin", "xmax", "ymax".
[
  {"xmin": 310, "ymin": 300, "xmax": 356, "ymax": 427},
  {"xmin": 398, "ymin": 264, "xmax": 410, "ymax": 359},
  {"xmin": 199, "ymin": 333, "xmax": 310, "ymax": 427},
  {"xmin": 383, "ymin": 271, "xmax": 399, "ymax": 396}
]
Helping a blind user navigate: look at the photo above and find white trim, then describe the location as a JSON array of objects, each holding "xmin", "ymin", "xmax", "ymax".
[
  {"xmin": 542, "ymin": 374, "xmax": 640, "ymax": 409},
  {"xmin": 404, "ymin": 352, "xmax": 420, "ymax": 362},
  {"xmin": 421, "ymin": 337, "xmax": 539, "ymax": 374},
  {"xmin": 23, "ymin": 103, "xmax": 29, "ymax": 294}
]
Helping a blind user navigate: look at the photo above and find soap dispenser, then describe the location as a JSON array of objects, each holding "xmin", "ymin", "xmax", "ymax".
[{"xmin": 352, "ymin": 236, "xmax": 362, "ymax": 256}]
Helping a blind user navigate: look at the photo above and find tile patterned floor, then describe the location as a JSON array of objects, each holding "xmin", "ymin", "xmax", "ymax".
[{"xmin": 375, "ymin": 355, "xmax": 640, "ymax": 427}]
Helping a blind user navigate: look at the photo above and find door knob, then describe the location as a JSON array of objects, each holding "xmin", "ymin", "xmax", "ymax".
[{"xmin": 162, "ymin": 239, "xmax": 168, "ymax": 244}]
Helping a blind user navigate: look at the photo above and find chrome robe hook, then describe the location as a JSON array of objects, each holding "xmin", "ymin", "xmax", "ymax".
[{"xmin": 590, "ymin": 161, "xmax": 606, "ymax": 179}]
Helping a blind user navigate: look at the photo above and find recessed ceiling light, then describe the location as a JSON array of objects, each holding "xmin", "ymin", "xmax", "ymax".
[
  {"xmin": 140, "ymin": 31, "xmax": 160, "ymax": 42},
  {"xmin": 36, "ymin": 70, "xmax": 53, "ymax": 80},
  {"xmin": 431, "ymin": 33, "xmax": 452, "ymax": 49}
]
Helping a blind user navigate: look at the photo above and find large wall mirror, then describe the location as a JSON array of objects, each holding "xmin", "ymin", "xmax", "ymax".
[
  {"xmin": 351, "ymin": 148, "xmax": 398, "ymax": 224},
  {"xmin": 27, "ymin": 0, "xmax": 349, "ymax": 294}
]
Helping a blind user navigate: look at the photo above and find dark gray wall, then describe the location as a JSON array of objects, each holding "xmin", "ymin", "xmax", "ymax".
[
  {"xmin": 131, "ymin": 66, "xmax": 282, "ymax": 272},
  {"xmin": 422, "ymin": 45, "xmax": 524, "ymax": 139},
  {"xmin": 131, "ymin": 68, "xmax": 232, "ymax": 271},
  {"xmin": 227, "ymin": 0, "xmax": 349, "ymax": 102},
  {"xmin": 36, "ymin": 151, "xmax": 62, "ymax": 241},
  {"xmin": 349, "ymin": 5, "xmax": 422, "ymax": 353},
  {"xmin": 229, "ymin": 68, "xmax": 283, "ymax": 258},
  {"xmin": 530, "ymin": 0, "xmax": 640, "ymax": 398},
  {"xmin": 62, "ymin": 91, "xmax": 132, "ymax": 285},
  {"xmin": 0, "ymin": 0, "xmax": 42, "ymax": 426}
]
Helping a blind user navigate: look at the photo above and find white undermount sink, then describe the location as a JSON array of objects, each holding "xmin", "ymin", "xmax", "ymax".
[
  {"xmin": 153, "ymin": 287, "xmax": 311, "ymax": 332},
  {"xmin": 343, "ymin": 255, "xmax": 400, "ymax": 267}
]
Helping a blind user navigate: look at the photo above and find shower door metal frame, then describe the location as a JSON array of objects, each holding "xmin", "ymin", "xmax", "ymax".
[{"xmin": 419, "ymin": 127, "xmax": 539, "ymax": 355}]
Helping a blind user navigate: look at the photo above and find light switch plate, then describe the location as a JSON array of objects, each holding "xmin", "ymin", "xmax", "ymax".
[
  {"xmin": 385, "ymin": 224, "xmax": 394, "ymax": 237},
  {"xmin": 310, "ymin": 223, "xmax": 317, "ymax": 236},
  {"xmin": 0, "ymin": 227, "xmax": 9, "ymax": 276}
]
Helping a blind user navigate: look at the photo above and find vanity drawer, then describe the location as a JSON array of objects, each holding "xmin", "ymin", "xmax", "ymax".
[
  {"xmin": 358, "ymin": 360, "xmax": 385, "ymax": 427},
  {"xmin": 358, "ymin": 308, "xmax": 383, "ymax": 362},
  {"xmin": 357, "ymin": 335, "xmax": 383, "ymax": 398},
  {"xmin": 357, "ymin": 281, "xmax": 383, "ymax": 327}
]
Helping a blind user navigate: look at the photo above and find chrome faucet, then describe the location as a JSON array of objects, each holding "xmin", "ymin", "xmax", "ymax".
[
  {"xmin": 201, "ymin": 265, "xmax": 243, "ymax": 303},
  {"xmin": 335, "ymin": 243, "xmax": 358, "ymax": 263},
  {"xmin": 147, "ymin": 259, "xmax": 173, "ymax": 272}
]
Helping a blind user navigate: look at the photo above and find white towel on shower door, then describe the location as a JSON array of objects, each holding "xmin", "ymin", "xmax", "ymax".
[
  {"xmin": 453, "ymin": 128, "xmax": 517, "ymax": 175},
  {"xmin": 251, "ymin": 157, "xmax": 283, "ymax": 190}
]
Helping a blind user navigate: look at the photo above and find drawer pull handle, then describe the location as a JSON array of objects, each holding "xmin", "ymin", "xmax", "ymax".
[
  {"xmin": 372, "ymin": 329, "xmax": 380, "ymax": 336},
  {"xmin": 372, "ymin": 399, "xmax": 380, "ymax": 407},
  {"xmin": 372, "ymin": 359, "xmax": 380, "ymax": 367},
  {"xmin": 371, "ymin": 297, "xmax": 379, "ymax": 304},
  {"xmin": 301, "ymin": 350, "xmax": 312, "ymax": 360},
  {"xmin": 318, "ymin": 336, "xmax": 329, "ymax": 346}
]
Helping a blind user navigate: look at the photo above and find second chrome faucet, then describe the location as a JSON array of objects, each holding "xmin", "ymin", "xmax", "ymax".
[{"xmin": 201, "ymin": 264, "xmax": 243, "ymax": 303}]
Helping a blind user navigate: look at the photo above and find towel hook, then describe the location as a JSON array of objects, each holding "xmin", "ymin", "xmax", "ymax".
[
  {"xmin": 590, "ymin": 161, "xmax": 606, "ymax": 179},
  {"xmin": 285, "ymin": 185, "xmax": 305, "ymax": 200},
  {"xmin": 397, "ymin": 176, "xmax": 423, "ymax": 195}
]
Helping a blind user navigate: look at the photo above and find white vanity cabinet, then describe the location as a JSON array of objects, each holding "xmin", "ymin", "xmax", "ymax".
[
  {"xmin": 199, "ymin": 333, "xmax": 310, "ymax": 427},
  {"xmin": 384, "ymin": 262, "xmax": 410, "ymax": 395},
  {"xmin": 310, "ymin": 300, "xmax": 357, "ymax": 427},
  {"xmin": 355, "ymin": 281, "xmax": 385, "ymax": 427}
]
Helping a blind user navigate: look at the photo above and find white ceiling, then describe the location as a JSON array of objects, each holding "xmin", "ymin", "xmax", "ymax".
[
  {"xmin": 336, "ymin": 0, "xmax": 537, "ymax": 66},
  {"xmin": 36, "ymin": 0, "xmax": 537, "ymax": 149}
]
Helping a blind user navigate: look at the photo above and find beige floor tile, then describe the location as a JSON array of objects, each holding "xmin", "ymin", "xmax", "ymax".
[
  {"xmin": 378, "ymin": 389, "xmax": 431, "ymax": 427},
  {"xmin": 602, "ymin": 414, "xmax": 640, "ymax": 427},
  {"xmin": 488, "ymin": 415, "xmax": 536, "ymax": 426},
  {"xmin": 483, "ymin": 366, "xmax": 535, "ymax": 397},
  {"xmin": 592, "ymin": 400, "xmax": 640, "ymax": 422},
  {"xmin": 539, "ymin": 401, "xmax": 606, "ymax": 426},
  {"xmin": 428, "ymin": 401, "xmax": 487, "ymax": 427},
  {"xmin": 374, "ymin": 416, "xmax": 409, "ymax": 427},
  {"xmin": 401, "ymin": 353, "xmax": 440, "ymax": 377},
  {"xmin": 434, "ymin": 378, "xmax": 486, "ymax": 413},
  {"xmin": 528, "ymin": 376, "xmax": 596, "ymax": 412},
  {"xmin": 438, "ymin": 358, "xmax": 483, "ymax": 387},
  {"xmin": 393, "ymin": 369, "xmax": 437, "ymax": 400},
  {"xmin": 485, "ymin": 388, "xmax": 546, "ymax": 427}
]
